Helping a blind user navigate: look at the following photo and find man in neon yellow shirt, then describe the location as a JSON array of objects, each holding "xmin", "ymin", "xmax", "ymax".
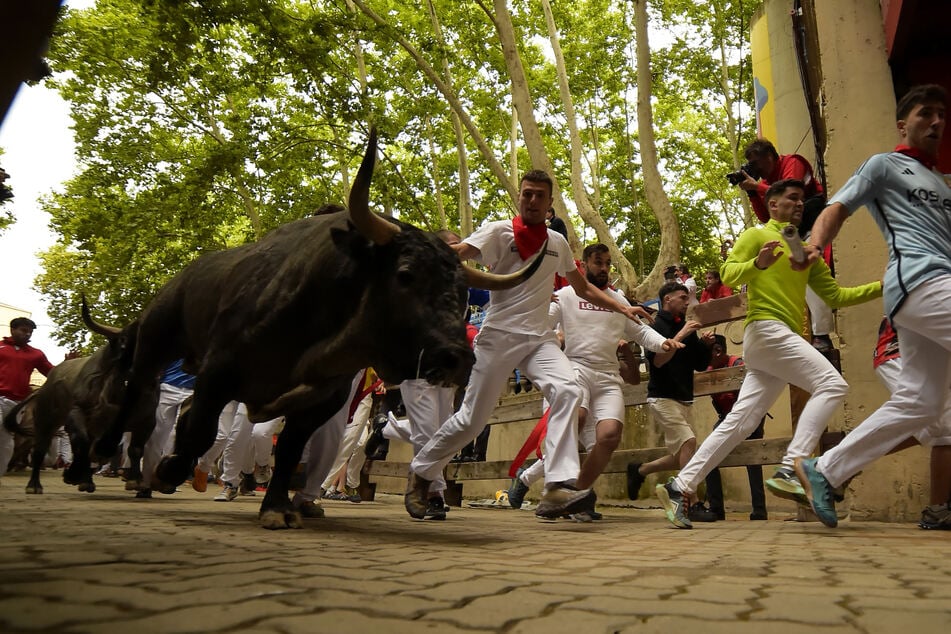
[{"xmin": 655, "ymin": 179, "xmax": 882, "ymax": 528}]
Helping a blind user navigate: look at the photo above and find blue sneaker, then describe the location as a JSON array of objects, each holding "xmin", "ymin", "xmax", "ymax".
[
  {"xmin": 508, "ymin": 469, "xmax": 530, "ymax": 509},
  {"xmin": 795, "ymin": 458, "xmax": 838, "ymax": 527},
  {"xmin": 655, "ymin": 477, "xmax": 692, "ymax": 529}
]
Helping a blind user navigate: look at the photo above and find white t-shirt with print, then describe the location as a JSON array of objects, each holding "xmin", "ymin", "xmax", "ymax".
[{"xmin": 550, "ymin": 285, "xmax": 667, "ymax": 371}]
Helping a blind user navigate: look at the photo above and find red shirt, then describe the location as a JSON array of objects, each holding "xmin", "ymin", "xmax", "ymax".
[
  {"xmin": 751, "ymin": 154, "xmax": 825, "ymax": 223},
  {"xmin": 0, "ymin": 336, "xmax": 53, "ymax": 401},
  {"xmin": 699, "ymin": 283, "xmax": 733, "ymax": 303},
  {"xmin": 709, "ymin": 355, "xmax": 743, "ymax": 417},
  {"xmin": 873, "ymin": 318, "xmax": 900, "ymax": 369}
]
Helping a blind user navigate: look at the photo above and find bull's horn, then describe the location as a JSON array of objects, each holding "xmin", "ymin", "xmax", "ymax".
[
  {"xmin": 348, "ymin": 127, "xmax": 400, "ymax": 245},
  {"xmin": 464, "ymin": 239, "xmax": 549, "ymax": 291},
  {"xmin": 81, "ymin": 295, "xmax": 121, "ymax": 338}
]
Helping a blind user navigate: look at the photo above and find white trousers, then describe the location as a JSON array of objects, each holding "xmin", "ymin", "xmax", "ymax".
[
  {"xmin": 320, "ymin": 390, "xmax": 374, "ymax": 491},
  {"xmin": 250, "ymin": 418, "xmax": 280, "ymax": 467},
  {"xmin": 806, "ymin": 286, "xmax": 835, "ymax": 336},
  {"xmin": 295, "ymin": 372, "xmax": 363, "ymax": 504},
  {"xmin": 411, "ymin": 327, "xmax": 582, "ymax": 486},
  {"xmin": 197, "ymin": 401, "xmax": 252, "ymax": 486},
  {"xmin": 819, "ymin": 275, "xmax": 951, "ymax": 487},
  {"xmin": 398, "ymin": 378, "xmax": 456, "ymax": 494},
  {"xmin": 520, "ymin": 364, "xmax": 625, "ymax": 488},
  {"xmin": 0, "ymin": 396, "xmax": 18, "ymax": 475},
  {"xmin": 876, "ymin": 359, "xmax": 951, "ymax": 446},
  {"xmin": 142, "ymin": 383, "xmax": 193, "ymax": 488},
  {"xmin": 674, "ymin": 319, "xmax": 847, "ymax": 494}
]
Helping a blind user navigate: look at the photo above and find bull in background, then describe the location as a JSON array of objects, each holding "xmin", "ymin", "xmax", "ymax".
[
  {"xmin": 97, "ymin": 128, "xmax": 544, "ymax": 528},
  {"xmin": 2, "ymin": 300, "xmax": 133, "ymax": 494}
]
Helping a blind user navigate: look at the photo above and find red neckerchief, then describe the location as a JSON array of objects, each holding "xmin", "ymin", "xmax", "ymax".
[
  {"xmin": 512, "ymin": 215, "xmax": 548, "ymax": 260},
  {"xmin": 895, "ymin": 144, "xmax": 937, "ymax": 170}
]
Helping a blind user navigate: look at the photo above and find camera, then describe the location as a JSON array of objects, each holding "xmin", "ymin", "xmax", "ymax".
[{"xmin": 726, "ymin": 161, "xmax": 760, "ymax": 186}]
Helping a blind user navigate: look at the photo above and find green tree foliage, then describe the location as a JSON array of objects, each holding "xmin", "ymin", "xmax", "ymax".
[{"xmin": 37, "ymin": 0, "xmax": 756, "ymax": 348}]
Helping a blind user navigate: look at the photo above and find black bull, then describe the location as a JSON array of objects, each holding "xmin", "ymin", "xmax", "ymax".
[
  {"xmin": 3, "ymin": 303, "xmax": 131, "ymax": 495},
  {"xmin": 97, "ymin": 129, "xmax": 544, "ymax": 528}
]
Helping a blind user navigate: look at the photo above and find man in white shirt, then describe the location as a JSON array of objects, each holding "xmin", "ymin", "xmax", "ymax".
[
  {"xmin": 508, "ymin": 244, "xmax": 680, "ymax": 518},
  {"xmin": 406, "ymin": 171, "xmax": 652, "ymax": 520}
]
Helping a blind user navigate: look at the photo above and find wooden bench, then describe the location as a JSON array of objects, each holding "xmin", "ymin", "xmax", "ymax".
[{"xmin": 360, "ymin": 292, "xmax": 842, "ymax": 505}]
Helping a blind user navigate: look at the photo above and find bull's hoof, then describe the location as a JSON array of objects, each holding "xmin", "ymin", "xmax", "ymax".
[
  {"xmin": 25, "ymin": 484, "xmax": 43, "ymax": 494},
  {"xmin": 155, "ymin": 455, "xmax": 190, "ymax": 487},
  {"xmin": 155, "ymin": 482, "xmax": 177, "ymax": 495},
  {"xmin": 258, "ymin": 508, "xmax": 303, "ymax": 530},
  {"xmin": 63, "ymin": 465, "xmax": 85, "ymax": 485},
  {"xmin": 78, "ymin": 481, "xmax": 96, "ymax": 493}
]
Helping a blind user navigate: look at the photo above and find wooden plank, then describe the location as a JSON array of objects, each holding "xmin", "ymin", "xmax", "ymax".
[
  {"xmin": 366, "ymin": 460, "xmax": 411, "ymax": 478},
  {"xmin": 687, "ymin": 292, "xmax": 748, "ymax": 326},
  {"xmin": 693, "ymin": 365, "xmax": 747, "ymax": 397},
  {"xmin": 366, "ymin": 432, "xmax": 845, "ymax": 482},
  {"xmin": 486, "ymin": 365, "xmax": 748, "ymax": 426}
]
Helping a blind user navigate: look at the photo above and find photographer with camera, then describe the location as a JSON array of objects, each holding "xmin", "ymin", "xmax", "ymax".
[{"xmin": 729, "ymin": 140, "xmax": 824, "ymax": 228}]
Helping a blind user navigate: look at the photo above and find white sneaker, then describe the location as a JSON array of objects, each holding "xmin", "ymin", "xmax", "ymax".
[
  {"xmin": 253, "ymin": 464, "xmax": 272, "ymax": 485},
  {"xmin": 214, "ymin": 484, "xmax": 238, "ymax": 502}
]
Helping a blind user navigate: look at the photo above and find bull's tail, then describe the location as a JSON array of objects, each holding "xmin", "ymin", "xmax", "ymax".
[{"xmin": 2, "ymin": 395, "xmax": 33, "ymax": 436}]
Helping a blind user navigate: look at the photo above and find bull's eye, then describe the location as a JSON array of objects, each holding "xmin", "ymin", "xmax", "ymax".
[{"xmin": 397, "ymin": 266, "xmax": 414, "ymax": 286}]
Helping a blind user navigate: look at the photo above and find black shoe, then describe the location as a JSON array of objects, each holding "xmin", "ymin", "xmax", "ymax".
[
  {"xmin": 811, "ymin": 334, "xmax": 834, "ymax": 353},
  {"xmin": 239, "ymin": 473, "xmax": 257, "ymax": 496},
  {"xmin": 687, "ymin": 502, "xmax": 718, "ymax": 522},
  {"xmin": 404, "ymin": 472, "xmax": 432, "ymax": 519},
  {"xmin": 424, "ymin": 497, "xmax": 447, "ymax": 521},
  {"xmin": 135, "ymin": 488, "xmax": 152, "ymax": 499},
  {"xmin": 626, "ymin": 462, "xmax": 645, "ymax": 500},
  {"xmin": 364, "ymin": 414, "xmax": 389, "ymax": 459},
  {"xmin": 750, "ymin": 511, "xmax": 768, "ymax": 521}
]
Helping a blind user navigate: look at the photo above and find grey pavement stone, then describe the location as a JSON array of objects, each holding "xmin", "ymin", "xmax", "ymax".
[{"xmin": 1, "ymin": 473, "xmax": 950, "ymax": 633}]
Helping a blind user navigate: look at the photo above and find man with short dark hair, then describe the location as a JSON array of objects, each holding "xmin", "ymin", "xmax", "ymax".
[
  {"xmin": 654, "ymin": 179, "xmax": 882, "ymax": 529},
  {"xmin": 700, "ymin": 270, "xmax": 733, "ymax": 303},
  {"xmin": 406, "ymin": 170, "xmax": 653, "ymax": 521},
  {"xmin": 0, "ymin": 317, "xmax": 53, "ymax": 483},
  {"xmin": 626, "ymin": 281, "xmax": 713, "ymax": 520},
  {"xmin": 793, "ymin": 84, "xmax": 951, "ymax": 528}
]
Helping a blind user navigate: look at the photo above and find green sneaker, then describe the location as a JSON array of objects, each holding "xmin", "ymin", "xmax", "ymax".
[
  {"xmin": 765, "ymin": 466, "xmax": 808, "ymax": 505},
  {"xmin": 655, "ymin": 477, "xmax": 692, "ymax": 529}
]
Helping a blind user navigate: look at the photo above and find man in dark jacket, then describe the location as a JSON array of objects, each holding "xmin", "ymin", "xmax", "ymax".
[{"xmin": 625, "ymin": 282, "xmax": 714, "ymax": 519}]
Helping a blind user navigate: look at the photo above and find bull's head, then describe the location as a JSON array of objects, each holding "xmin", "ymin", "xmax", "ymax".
[
  {"xmin": 80, "ymin": 296, "xmax": 137, "ymax": 410},
  {"xmin": 339, "ymin": 128, "xmax": 546, "ymax": 387}
]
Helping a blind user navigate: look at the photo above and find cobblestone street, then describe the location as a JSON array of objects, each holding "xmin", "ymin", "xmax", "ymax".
[{"xmin": 0, "ymin": 471, "xmax": 949, "ymax": 633}]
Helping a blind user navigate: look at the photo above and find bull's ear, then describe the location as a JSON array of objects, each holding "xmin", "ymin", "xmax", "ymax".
[{"xmin": 330, "ymin": 226, "xmax": 372, "ymax": 257}]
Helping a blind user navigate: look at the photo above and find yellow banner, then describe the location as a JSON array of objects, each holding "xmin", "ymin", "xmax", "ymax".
[{"xmin": 750, "ymin": 10, "xmax": 776, "ymax": 143}]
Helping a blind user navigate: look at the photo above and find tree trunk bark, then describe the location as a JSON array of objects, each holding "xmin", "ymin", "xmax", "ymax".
[
  {"xmin": 632, "ymin": 0, "xmax": 681, "ymax": 300},
  {"xmin": 426, "ymin": 0, "xmax": 472, "ymax": 236},
  {"xmin": 489, "ymin": 0, "xmax": 579, "ymax": 250},
  {"xmin": 539, "ymin": 0, "xmax": 638, "ymax": 293}
]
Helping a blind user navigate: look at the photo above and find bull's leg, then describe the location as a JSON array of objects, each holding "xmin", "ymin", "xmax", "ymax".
[
  {"xmin": 62, "ymin": 411, "xmax": 95, "ymax": 492},
  {"xmin": 26, "ymin": 438, "xmax": 48, "ymax": 495},
  {"xmin": 122, "ymin": 389, "xmax": 160, "ymax": 492},
  {"xmin": 93, "ymin": 371, "xmax": 156, "ymax": 460},
  {"xmin": 259, "ymin": 395, "xmax": 347, "ymax": 530},
  {"xmin": 154, "ymin": 387, "xmax": 228, "ymax": 490}
]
